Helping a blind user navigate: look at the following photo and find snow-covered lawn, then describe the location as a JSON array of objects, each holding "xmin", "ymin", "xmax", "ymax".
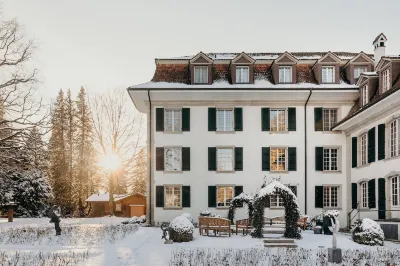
[{"xmin": 1, "ymin": 217, "xmax": 400, "ymax": 265}]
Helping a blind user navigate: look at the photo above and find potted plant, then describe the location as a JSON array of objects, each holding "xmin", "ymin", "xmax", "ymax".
[
  {"xmin": 311, "ymin": 214, "xmax": 323, "ymax": 234},
  {"xmin": 200, "ymin": 210, "xmax": 211, "ymax": 217}
]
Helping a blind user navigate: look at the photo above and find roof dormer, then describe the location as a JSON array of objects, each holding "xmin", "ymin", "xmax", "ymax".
[
  {"xmin": 356, "ymin": 72, "xmax": 378, "ymax": 108},
  {"xmin": 343, "ymin": 52, "xmax": 374, "ymax": 84},
  {"xmin": 231, "ymin": 52, "xmax": 255, "ymax": 84},
  {"xmin": 190, "ymin": 52, "xmax": 213, "ymax": 85},
  {"xmin": 272, "ymin": 52, "xmax": 298, "ymax": 84},
  {"xmin": 313, "ymin": 52, "xmax": 341, "ymax": 84}
]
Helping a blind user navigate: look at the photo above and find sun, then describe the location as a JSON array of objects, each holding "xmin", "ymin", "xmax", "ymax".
[{"xmin": 99, "ymin": 152, "xmax": 121, "ymax": 171}]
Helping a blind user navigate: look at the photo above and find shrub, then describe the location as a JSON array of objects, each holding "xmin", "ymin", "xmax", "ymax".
[
  {"xmin": 169, "ymin": 216, "xmax": 194, "ymax": 242},
  {"xmin": 181, "ymin": 213, "xmax": 194, "ymax": 224},
  {"xmin": 122, "ymin": 215, "xmax": 146, "ymax": 225},
  {"xmin": 352, "ymin": 218, "xmax": 384, "ymax": 246}
]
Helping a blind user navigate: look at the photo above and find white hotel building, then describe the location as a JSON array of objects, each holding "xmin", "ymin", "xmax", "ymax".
[{"xmin": 128, "ymin": 33, "xmax": 400, "ymax": 236}]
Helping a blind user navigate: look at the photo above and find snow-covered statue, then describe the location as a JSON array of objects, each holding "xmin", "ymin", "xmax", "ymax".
[
  {"xmin": 48, "ymin": 205, "xmax": 62, "ymax": 236},
  {"xmin": 329, "ymin": 216, "xmax": 340, "ymax": 248}
]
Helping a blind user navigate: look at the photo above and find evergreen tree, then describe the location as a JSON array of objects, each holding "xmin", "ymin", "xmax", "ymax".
[
  {"xmin": 23, "ymin": 127, "xmax": 48, "ymax": 171},
  {"xmin": 65, "ymin": 89, "xmax": 76, "ymax": 209},
  {"xmin": 132, "ymin": 148, "xmax": 146, "ymax": 195}
]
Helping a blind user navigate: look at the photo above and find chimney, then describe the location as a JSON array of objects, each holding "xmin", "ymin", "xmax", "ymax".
[{"xmin": 373, "ymin": 33, "xmax": 387, "ymax": 67}]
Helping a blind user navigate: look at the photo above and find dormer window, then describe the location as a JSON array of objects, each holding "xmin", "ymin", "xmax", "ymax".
[
  {"xmin": 322, "ymin": 66, "xmax": 335, "ymax": 83},
  {"xmin": 382, "ymin": 68, "xmax": 391, "ymax": 92},
  {"xmin": 236, "ymin": 66, "xmax": 249, "ymax": 83},
  {"xmin": 354, "ymin": 66, "xmax": 367, "ymax": 80},
  {"xmin": 362, "ymin": 85, "xmax": 368, "ymax": 106},
  {"xmin": 279, "ymin": 66, "xmax": 292, "ymax": 83},
  {"xmin": 194, "ymin": 66, "xmax": 208, "ymax": 84}
]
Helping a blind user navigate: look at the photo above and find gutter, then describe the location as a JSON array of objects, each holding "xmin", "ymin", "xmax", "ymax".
[
  {"xmin": 304, "ymin": 88, "xmax": 313, "ymax": 215},
  {"xmin": 147, "ymin": 90, "xmax": 153, "ymax": 225}
]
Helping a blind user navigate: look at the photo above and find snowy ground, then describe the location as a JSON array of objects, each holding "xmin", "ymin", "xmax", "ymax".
[{"xmin": 1, "ymin": 217, "xmax": 400, "ymax": 265}]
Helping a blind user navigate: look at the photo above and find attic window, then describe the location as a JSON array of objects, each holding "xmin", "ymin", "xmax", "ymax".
[
  {"xmin": 236, "ymin": 66, "xmax": 249, "ymax": 83},
  {"xmin": 194, "ymin": 66, "xmax": 208, "ymax": 84},
  {"xmin": 354, "ymin": 66, "xmax": 367, "ymax": 80},
  {"xmin": 279, "ymin": 66, "xmax": 292, "ymax": 83},
  {"xmin": 322, "ymin": 66, "xmax": 335, "ymax": 83},
  {"xmin": 362, "ymin": 85, "xmax": 368, "ymax": 106}
]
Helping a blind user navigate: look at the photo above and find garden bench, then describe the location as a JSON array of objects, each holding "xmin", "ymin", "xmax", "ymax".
[
  {"xmin": 235, "ymin": 218, "xmax": 252, "ymax": 235},
  {"xmin": 264, "ymin": 216, "xmax": 308, "ymax": 230},
  {"xmin": 198, "ymin": 217, "xmax": 231, "ymax": 237}
]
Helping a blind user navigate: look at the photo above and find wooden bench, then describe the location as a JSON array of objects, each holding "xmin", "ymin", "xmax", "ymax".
[
  {"xmin": 297, "ymin": 216, "xmax": 308, "ymax": 230},
  {"xmin": 235, "ymin": 218, "xmax": 252, "ymax": 235},
  {"xmin": 265, "ymin": 216, "xmax": 308, "ymax": 230},
  {"xmin": 198, "ymin": 217, "xmax": 231, "ymax": 237}
]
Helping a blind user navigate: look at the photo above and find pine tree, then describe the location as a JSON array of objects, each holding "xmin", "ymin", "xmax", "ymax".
[
  {"xmin": 23, "ymin": 127, "xmax": 48, "ymax": 171},
  {"xmin": 65, "ymin": 89, "xmax": 76, "ymax": 210},
  {"xmin": 132, "ymin": 148, "xmax": 146, "ymax": 195}
]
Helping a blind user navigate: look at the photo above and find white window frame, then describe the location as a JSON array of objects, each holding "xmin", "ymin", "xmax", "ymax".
[
  {"xmin": 164, "ymin": 185, "xmax": 182, "ymax": 208},
  {"xmin": 360, "ymin": 182, "xmax": 368, "ymax": 209},
  {"xmin": 323, "ymin": 148, "xmax": 339, "ymax": 171},
  {"xmin": 391, "ymin": 176, "xmax": 399, "ymax": 207},
  {"xmin": 236, "ymin": 66, "xmax": 249, "ymax": 83},
  {"xmin": 322, "ymin": 66, "xmax": 335, "ymax": 83},
  {"xmin": 362, "ymin": 85, "xmax": 369, "ymax": 106},
  {"xmin": 323, "ymin": 186, "xmax": 340, "ymax": 208},
  {"xmin": 322, "ymin": 109, "xmax": 338, "ymax": 131},
  {"xmin": 217, "ymin": 186, "xmax": 234, "ymax": 207},
  {"xmin": 354, "ymin": 66, "xmax": 367, "ymax": 80},
  {"xmin": 194, "ymin": 66, "xmax": 208, "ymax": 84},
  {"xmin": 164, "ymin": 109, "xmax": 182, "ymax": 132},
  {"xmin": 270, "ymin": 147, "xmax": 287, "ymax": 172},
  {"xmin": 382, "ymin": 68, "xmax": 391, "ymax": 92},
  {"xmin": 279, "ymin": 66, "xmax": 292, "ymax": 83},
  {"xmin": 164, "ymin": 147, "xmax": 182, "ymax": 171},
  {"xmin": 270, "ymin": 194, "xmax": 284, "ymax": 208},
  {"xmin": 216, "ymin": 109, "xmax": 234, "ymax": 132},
  {"xmin": 360, "ymin": 133, "xmax": 368, "ymax": 166},
  {"xmin": 216, "ymin": 147, "xmax": 234, "ymax": 172},
  {"xmin": 270, "ymin": 108, "xmax": 287, "ymax": 132},
  {"xmin": 115, "ymin": 203, "xmax": 122, "ymax": 212},
  {"xmin": 390, "ymin": 119, "xmax": 400, "ymax": 158}
]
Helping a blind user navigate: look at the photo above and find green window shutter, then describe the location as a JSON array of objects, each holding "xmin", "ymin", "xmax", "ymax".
[
  {"xmin": 208, "ymin": 186, "xmax": 217, "ymax": 207},
  {"xmin": 156, "ymin": 186, "xmax": 164, "ymax": 207},
  {"xmin": 262, "ymin": 147, "xmax": 270, "ymax": 171},
  {"xmin": 378, "ymin": 178, "xmax": 386, "ymax": 219},
  {"xmin": 208, "ymin": 108, "xmax": 216, "ymax": 131},
  {"xmin": 288, "ymin": 107, "xmax": 296, "ymax": 131},
  {"xmin": 235, "ymin": 186, "xmax": 243, "ymax": 207},
  {"xmin": 156, "ymin": 108, "xmax": 164, "ymax": 131},
  {"xmin": 288, "ymin": 147, "xmax": 297, "ymax": 171},
  {"xmin": 315, "ymin": 186, "xmax": 323, "ymax": 208},
  {"xmin": 352, "ymin": 137, "xmax": 358, "ymax": 168},
  {"xmin": 182, "ymin": 108, "xmax": 190, "ymax": 131},
  {"xmin": 261, "ymin": 108, "xmax": 270, "ymax": 131},
  {"xmin": 182, "ymin": 147, "xmax": 190, "ymax": 171},
  {"xmin": 351, "ymin": 183, "xmax": 358, "ymax": 209},
  {"xmin": 378, "ymin": 124, "xmax": 385, "ymax": 160},
  {"xmin": 208, "ymin": 147, "xmax": 217, "ymax": 171},
  {"xmin": 234, "ymin": 108, "xmax": 243, "ymax": 131},
  {"xmin": 156, "ymin": 147, "xmax": 164, "ymax": 171},
  {"xmin": 368, "ymin": 178, "xmax": 376, "ymax": 209},
  {"xmin": 315, "ymin": 147, "xmax": 323, "ymax": 171},
  {"xmin": 368, "ymin": 127, "xmax": 376, "ymax": 163},
  {"xmin": 235, "ymin": 147, "xmax": 243, "ymax": 171},
  {"xmin": 289, "ymin": 186, "xmax": 297, "ymax": 196},
  {"xmin": 314, "ymin": 107, "xmax": 323, "ymax": 131},
  {"xmin": 182, "ymin": 186, "xmax": 191, "ymax": 207}
]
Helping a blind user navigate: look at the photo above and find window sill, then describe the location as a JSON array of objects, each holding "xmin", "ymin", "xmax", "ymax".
[
  {"xmin": 216, "ymin": 170, "xmax": 235, "ymax": 174},
  {"xmin": 321, "ymin": 170, "xmax": 342, "ymax": 174},
  {"xmin": 269, "ymin": 207, "xmax": 284, "ymax": 210},
  {"xmin": 163, "ymin": 171, "xmax": 183, "ymax": 174},
  {"xmin": 356, "ymin": 163, "xmax": 370, "ymax": 169},
  {"xmin": 269, "ymin": 131, "xmax": 289, "ymax": 134},
  {"xmin": 216, "ymin": 131, "xmax": 235, "ymax": 134},
  {"xmin": 163, "ymin": 131, "xmax": 183, "ymax": 134},
  {"xmin": 383, "ymin": 154, "xmax": 400, "ymax": 162},
  {"xmin": 163, "ymin": 207, "xmax": 183, "ymax": 210},
  {"xmin": 322, "ymin": 207, "xmax": 342, "ymax": 210},
  {"xmin": 269, "ymin": 170, "xmax": 289, "ymax": 174}
]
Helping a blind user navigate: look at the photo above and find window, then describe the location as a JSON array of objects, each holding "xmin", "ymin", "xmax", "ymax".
[
  {"xmin": 270, "ymin": 194, "xmax": 284, "ymax": 207},
  {"xmin": 164, "ymin": 109, "xmax": 181, "ymax": 132},
  {"xmin": 390, "ymin": 119, "xmax": 400, "ymax": 158},
  {"xmin": 279, "ymin": 66, "xmax": 292, "ymax": 83},
  {"xmin": 216, "ymin": 109, "xmax": 234, "ymax": 131},
  {"xmin": 270, "ymin": 148, "xmax": 286, "ymax": 171},
  {"xmin": 382, "ymin": 68, "xmax": 391, "ymax": 92},
  {"xmin": 217, "ymin": 148, "xmax": 234, "ymax": 171},
  {"xmin": 323, "ymin": 186, "xmax": 339, "ymax": 208},
  {"xmin": 322, "ymin": 66, "xmax": 335, "ymax": 83},
  {"xmin": 362, "ymin": 85, "xmax": 369, "ymax": 106},
  {"xmin": 354, "ymin": 66, "xmax": 367, "ymax": 80},
  {"xmin": 323, "ymin": 148, "xmax": 338, "ymax": 171},
  {"xmin": 391, "ymin": 176, "xmax": 399, "ymax": 207},
  {"xmin": 115, "ymin": 204, "xmax": 122, "ymax": 212},
  {"xmin": 217, "ymin": 186, "xmax": 233, "ymax": 207},
  {"xmin": 360, "ymin": 133, "xmax": 367, "ymax": 166},
  {"xmin": 270, "ymin": 109, "xmax": 286, "ymax": 131},
  {"xmin": 361, "ymin": 182, "xmax": 368, "ymax": 208},
  {"xmin": 236, "ymin": 66, "xmax": 249, "ymax": 83},
  {"xmin": 165, "ymin": 186, "xmax": 181, "ymax": 208},
  {"xmin": 164, "ymin": 147, "xmax": 182, "ymax": 171},
  {"xmin": 194, "ymin": 66, "xmax": 208, "ymax": 84},
  {"xmin": 322, "ymin": 109, "xmax": 338, "ymax": 131}
]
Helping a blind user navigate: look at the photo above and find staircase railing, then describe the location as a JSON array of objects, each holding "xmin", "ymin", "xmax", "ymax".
[{"xmin": 347, "ymin": 202, "xmax": 360, "ymax": 229}]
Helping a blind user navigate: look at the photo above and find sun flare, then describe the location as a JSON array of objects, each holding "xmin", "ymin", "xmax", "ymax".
[{"xmin": 98, "ymin": 152, "xmax": 121, "ymax": 171}]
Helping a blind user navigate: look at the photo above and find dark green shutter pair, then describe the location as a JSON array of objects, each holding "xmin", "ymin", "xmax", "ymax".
[
  {"xmin": 156, "ymin": 108, "xmax": 190, "ymax": 131},
  {"xmin": 156, "ymin": 147, "xmax": 190, "ymax": 171},
  {"xmin": 208, "ymin": 107, "xmax": 243, "ymax": 131},
  {"xmin": 261, "ymin": 108, "xmax": 296, "ymax": 131},
  {"xmin": 208, "ymin": 147, "xmax": 243, "ymax": 171},
  {"xmin": 352, "ymin": 178, "xmax": 384, "ymax": 212},
  {"xmin": 155, "ymin": 186, "xmax": 191, "ymax": 207},
  {"xmin": 208, "ymin": 186, "xmax": 243, "ymax": 207},
  {"xmin": 262, "ymin": 147, "xmax": 297, "ymax": 171}
]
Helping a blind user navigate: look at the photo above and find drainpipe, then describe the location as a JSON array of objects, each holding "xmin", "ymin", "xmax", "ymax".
[
  {"xmin": 147, "ymin": 90, "xmax": 153, "ymax": 225},
  {"xmin": 304, "ymin": 89, "xmax": 313, "ymax": 215}
]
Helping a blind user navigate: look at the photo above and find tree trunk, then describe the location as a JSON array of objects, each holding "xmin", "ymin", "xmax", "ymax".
[{"xmin": 108, "ymin": 173, "xmax": 114, "ymax": 216}]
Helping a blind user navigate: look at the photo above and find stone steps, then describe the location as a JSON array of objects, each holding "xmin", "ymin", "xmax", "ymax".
[
  {"xmin": 264, "ymin": 243, "xmax": 298, "ymax": 248},
  {"xmin": 262, "ymin": 229, "xmax": 285, "ymax": 234},
  {"xmin": 263, "ymin": 239, "xmax": 294, "ymax": 244}
]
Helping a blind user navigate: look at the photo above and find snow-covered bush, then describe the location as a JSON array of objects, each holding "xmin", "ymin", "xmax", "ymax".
[
  {"xmin": 200, "ymin": 210, "xmax": 211, "ymax": 216},
  {"xmin": 169, "ymin": 216, "xmax": 194, "ymax": 242},
  {"xmin": 181, "ymin": 212, "xmax": 194, "ymax": 224},
  {"xmin": 323, "ymin": 210, "xmax": 340, "ymax": 218},
  {"xmin": 352, "ymin": 218, "xmax": 384, "ymax": 246},
  {"xmin": 121, "ymin": 215, "xmax": 146, "ymax": 225}
]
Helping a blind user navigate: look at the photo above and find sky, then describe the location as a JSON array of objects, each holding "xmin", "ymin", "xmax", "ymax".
[{"xmin": 2, "ymin": 0, "xmax": 400, "ymax": 102}]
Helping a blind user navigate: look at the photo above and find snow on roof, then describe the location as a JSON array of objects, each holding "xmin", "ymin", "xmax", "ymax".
[
  {"xmin": 130, "ymin": 79, "xmax": 358, "ymax": 90},
  {"xmin": 361, "ymin": 72, "xmax": 378, "ymax": 76},
  {"xmin": 86, "ymin": 193, "xmax": 126, "ymax": 202}
]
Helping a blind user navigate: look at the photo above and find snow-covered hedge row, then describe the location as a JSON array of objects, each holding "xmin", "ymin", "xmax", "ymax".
[
  {"xmin": 0, "ymin": 250, "xmax": 89, "ymax": 266},
  {"xmin": 352, "ymin": 218, "xmax": 384, "ymax": 246},
  {"xmin": 122, "ymin": 215, "xmax": 146, "ymax": 224}
]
